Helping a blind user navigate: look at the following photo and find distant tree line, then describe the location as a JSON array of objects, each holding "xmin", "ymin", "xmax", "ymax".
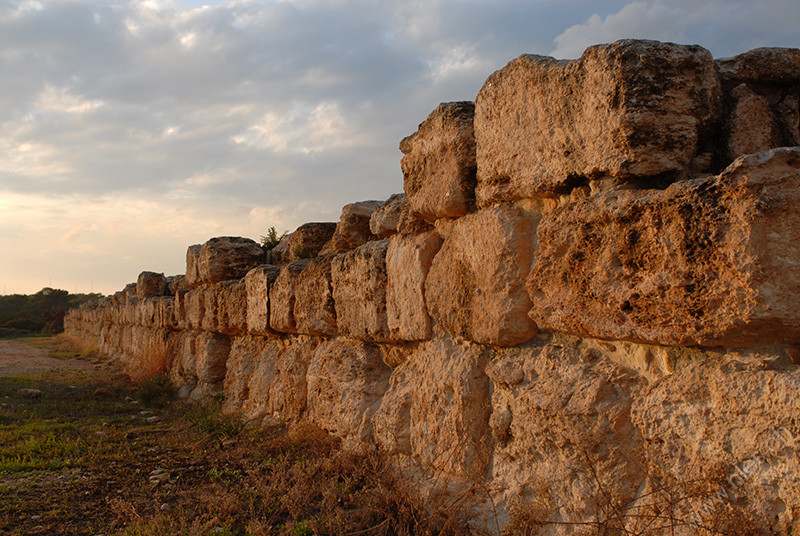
[{"xmin": 0, "ymin": 288, "xmax": 102, "ymax": 338}]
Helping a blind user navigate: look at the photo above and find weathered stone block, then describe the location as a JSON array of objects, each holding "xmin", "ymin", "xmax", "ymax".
[
  {"xmin": 400, "ymin": 102, "xmax": 476, "ymax": 220},
  {"xmin": 244, "ymin": 264, "xmax": 280, "ymax": 335},
  {"xmin": 369, "ymin": 193, "xmax": 408, "ymax": 238},
  {"xmin": 216, "ymin": 279, "xmax": 247, "ymax": 335},
  {"xmin": 528, "ymin": 147, "xmax": 800, "ymax": 346},
  {"xmin": 718, "ymin": 48, "xmax": 800, "ymax": 162},
  {"xmin": 319, "ymin": 201, "xmax": 381, "ymax": 255},
  {"xmin": 184, "ymin": 288, "xmax": 204, "ymax": 331},
  {"xmin": 488, "ymin": 342, "xmax": 644, "ymax": 524},
  {"xmin": 283, "ymin": 222, "xmax": 337, "ymax": 262},
  {"xmin": 331, "ymin": 239, "xmax": 391, "ymax": 342},
  {"xmin": 201, "ymin": 287, "xmax": 219, "ymax": 333},
  {"xmin": 306, "ymin": 338, "xmax": 391, "ymax": 445},
  {"xmin": 475, "ymin": 39, "xmax": 722, "ymax": 204},
  {"xmin": 374, "ymin": 336, "xmax": 490, "ymax": 476},
  {"xmin": 185, "ymin": 244, "xmax": 201, "ymax": 287},
  {"xmin": 198, "ymin": 237, "xmax": 266, "ymax": 285},
  {"xmin": 137, "ymin": 271, "xmax": 167, "ymax": 299},
  {"xmin": 294, "ymin": 256, "xmax": 337, "ymax": 336},
  {"xmin": 268, "ymin": 336, "xmax": 320, "ymax": 422},
  {"xmin": 195, "ymin": 332, "xmax": 231, "ymax": 384},
  {"xmin": 386, "ymin": 231, "xmax": 442, "ymax": 341},
  {"xmin": 426, "ymin": 206, "xmax": 537, "ymax": 346},
  {"xmin": 269, "ymin": 259, "xmax": 310, "ymax": 334}
]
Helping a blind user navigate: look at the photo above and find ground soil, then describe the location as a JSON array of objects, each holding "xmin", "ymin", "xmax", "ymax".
[{"xmin": 0, "ymin": 339, "xmax": 97, "ymax": 376}]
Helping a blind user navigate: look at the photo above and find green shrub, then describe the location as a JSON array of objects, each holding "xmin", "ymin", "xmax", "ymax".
[{"xmin": 136, "ymin": 374, "xmax": 175, "ymax": 407}]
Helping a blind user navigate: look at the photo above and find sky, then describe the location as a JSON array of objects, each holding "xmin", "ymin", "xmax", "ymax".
[{"xmin": 1, "ymin": 0, "xmax": 799, "ymax": 295}]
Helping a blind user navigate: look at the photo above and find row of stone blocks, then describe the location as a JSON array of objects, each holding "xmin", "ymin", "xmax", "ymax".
[{"xmin": 72, "ymin": 146, "xmax": 800, "ymax": 349}]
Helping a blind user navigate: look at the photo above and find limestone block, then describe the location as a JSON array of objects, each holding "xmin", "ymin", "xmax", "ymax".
[
  {"xmin": 201, "ymin": 287, "xmax": 219, "ymax": 333},
  {"xmin": 400, "ymin": 102, "xmax": 476, "ymax": 220},
  {"xmin": 374, "ymin": 336, "xmax": 491, "ymax": 476},
  {"xmin": 718, "ymin": 48, "xmax": 800, "ymax": 162},
  {"xmin": 268, "ymin": 336, "xmax": 320, "ymax": 422},
  {"xmin": 245, "ymin": 264, "xmax": 280, "ymax": 335},
  {"xmin": 172, "ymin": 331, "xmax": 197, "ymax": 383},
  {"xmin": 185, "ymin": 244, "xmax": 202, "ymax": 287},
  {"xmin": 185, "ymin": 289, "xmax": 204, "ymax": 331},
  {"xmin": 195, "ymin": 332, "xmax": 231, "ymax": 384},
  {"xmin": 283, "ymin": 222, "xmax": 337, "ymax": 262},
  {"xmin": 136, "ymin": 271, "xmax": 167, "ymax": 299},
  {"xmin": 269, "ymin": 259, "xmax": 310, "ymax": 334},
  {"xmin": 386, "ymin": 231, "xmax": 442, "ymax": 341},
  {"xmin": 632, "ymin": 357, "xmax": 800, "ymax": 529},
  {"xmin": 528, "ymin": 147, "xmax": 800, "ymax": 347},
  {"xmin": 294, "ymin": 256, "xmax": 336, "ymax": 336},
  {"xmin": 174, "ymin": 288, "xmax": 190, "ymax": 330},
  {"xmin": 725, "ymin": 84, "xmax": 777, "ymax": 160},
  {"xmin": 216, "ymin": 279, "xmax": 247, "ymax": 335},
  {"xmin": 306, "ymin": 338, "xmax": 391, "ymax": 445},
  {"xmin": 223, "ymin": 335, "xmax": 268, "ymax": 414},
  {"xmin": 319, "ymin": 201, "xmax": 381, "ymax": 255},
  {"xmin": 138, "ymin": 298, "xmax": 156, "ymax": 327},
  {"xmin": 168, "ymin": 274, "xmax": 188, "ymax": 295},
  {"xmin": 153, "ymin": 296, "xmax": 175, "ymax": 330},
  {"xmin": 198, "ymin": 236, "xmax": 266, "ymax": 285},
  {"xmin": 369, "ymin": 193, "xmax": 407, "ymax": 238},
  {"xmin": 123, "ymin": 283, "xmax": 138, "ymax": 304},
  {"xmin": 475, "ymin": 39, "xmax": 722, "ymax": 204},
  {"xmin": 240, "ymin": 338, "xmax": 283, "ymax": 421},
  {"xmin": 488, "ymin": 342, "xmax": 645, "ymax": 524},
  {"xmin": 331, "ymin": 239, "xmax": 391, "ymax": 342},
  {"xmin": 425, "ymin": 206, "xmax": 537, "ymax": 346}
]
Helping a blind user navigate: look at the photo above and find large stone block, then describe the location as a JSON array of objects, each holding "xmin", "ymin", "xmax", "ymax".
[
  {"xmin": 487, "ymin": 342, "xmax": 645, "ymax": 525},
  {"xmin": 195, "ymin": 332, "xmax": 231, "ymax": 384},
  {"xmin": 283, "ymin": 222, "xmax": 337, "ymax": 262},
  {"xmin": 528, "ymin": 147, "xmax": 800, "ymax": 347},
  {"xmin": 185, "ymin": 244, "xmax": 201, "ymax": 287},
  {"xmin": 197, "ymin": 237, "xmax": 266, "ymax": 285},
  {"xmin": 319, "ymin": 201, "xmax": 381, "ymax": 255},
  {"xmin": 216, "ymin": 279, "xmax": 247, "ymax": 335},
  {"xmin": 184, "ymin": 288, "xmax": 204, "ymax": 331},
  {"xmin": 244, "ymin": 264, "xmax": 280, "ymax": 335},
  {"xmin": 400, "ymin": 102, "xmax": 476, "ymax": 220},
  {"xmin": 267, "ymin": 336, "xmax": 320, "ymax": 422},
  {"xmin": 239, "ymin": 338, "xmax": 283, "ymax": 421},
  {"xmin": 223, "ymin": 335, "xmax": 268, "ymax": 414},
  {"xmin": 331, "ymin": 239, "xmax": 391, "ymax": 342},
  {"xmin": 201, "ymin": 287, "xmax": 219, "ymax": 333},
  {"xmin": 306, "ymin": 338, "xmax": 391, "ymax": 445},
  {"xmin": 374, "ymin": 336, "xmax": 491, "ymax": 477},
  {"xmin": 136, "ymin": 271, "xmax": 167, "ymax": 299},
  {"xmin": 269, "ymin": 259, "xmax": 310, "ymax": 334},
  {"xmin": 386, "ymin": 231, "xmax": 442, "ymax": 341},
  {"xmin": 718, "ymin": 48, "xmax": 800, "ymax": 161},
  {"xmin": 475, "ymin": 39, "xmax": 722, "ymax": 204},
  {"xmin": 425, "ymin": 206, "xmax": 537, "ymax": 346},
  {"xmin": 294, "ymin": 256, "xmax": 337, "ymax": 336}
]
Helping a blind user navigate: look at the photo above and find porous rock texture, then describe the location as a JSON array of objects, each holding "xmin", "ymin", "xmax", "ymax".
[
  {"xmin": 528, "ymin": 148, "xmax": 800, "ymax": 347},
  {"xmin": 400, "ymin": 101, "xmax": 476, "ymax": 220},
  {"xmin": 475, "ymin": 39, "xmax": 722, "ymax": 204},
  {"xmin": 64, "ymin": 40, "xmax": 800, "ymax": 535}
]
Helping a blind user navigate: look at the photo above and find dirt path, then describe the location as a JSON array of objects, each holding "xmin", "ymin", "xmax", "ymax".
[{"xmin": 0, "ymin": 339, "xmax": 97, "ymax": 376}]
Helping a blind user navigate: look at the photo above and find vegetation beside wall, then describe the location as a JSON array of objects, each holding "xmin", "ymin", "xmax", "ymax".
[{"xmin": 0, "ymin": 288, "xmax": 102, "ymax": 338}]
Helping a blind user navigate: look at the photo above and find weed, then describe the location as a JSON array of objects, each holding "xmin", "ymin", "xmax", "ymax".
[
  {"xmin": 188, "ymin": 402, "xmax": 250, "ymax": 442},
  {"xmin": 136, "ymin": 374, "xmax": 175, "ymax": 407}
]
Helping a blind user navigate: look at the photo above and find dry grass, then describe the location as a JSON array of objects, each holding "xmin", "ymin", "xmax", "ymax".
[{"xmin": 0, "ymin": 347, "xmax": 471, "ymax": 536}]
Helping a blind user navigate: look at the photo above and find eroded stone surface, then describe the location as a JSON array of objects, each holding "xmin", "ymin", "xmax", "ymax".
[
  {"xmin": 369, "ymin": 193, "xmax": 409, "ymax": 238},
  {"xmin": 386, "ymin": 231, "xmax": 442, "ymax": 341},
  {"xmin": 319, "ymin": 201, "xmax": 381, "ymax": 255},
  {"xmin": 194, "ymin": 332, "xmax": 231, "ymax": 384},
  {"xmin": 488, "ymin": 341, "xmax": 645, "ymax": 526},
  {"xmin": 283, "ymin": 222, "xmax": 337, "ymax": 262},
  {"xmin": 528, "ymin": 148, "xmax": 800, "ymax": 347},
  {"xmin": 268, "ymin": 336, "xmax": 320, "ymax": 423},
  {"xmin": 245, "ymin": 264, "xmax": 280, "ymax": 336},
  {"xmin": 294, "ymin": 256, "xmax": 337, "ymax": 336},
  {"xmin": 269, "ymin": 259, "xmax": 310, "ymax": 334},
  {"xmin": 426, "ymin": 206, "xmax": 537, "ymax": 346},
  {"xmin": 400, "ymin": 102, "xmax": 476, "ymax": 220},
  {"xmin": 475, "ymin": 40, "xmax": 722, "ymax": 204},
  {"xmin": 137, "ymin": 271, "xmax": 167, "ymax": 299},
  {"xmin": 306, "ymin": 338, "xmax": 391, "ymax": 445},
  {"xmin": 331, "ymin": 240, "xmax": 391, "ymax": 342},
  {"xmin": 198, "ymin": 237, "xmax": 266, "ymax": 285}
]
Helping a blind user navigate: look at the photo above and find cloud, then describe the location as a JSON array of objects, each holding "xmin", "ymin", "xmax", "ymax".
[{"xmin": 1, "ymin": 0, "xmax": 799, "ymax": 294}]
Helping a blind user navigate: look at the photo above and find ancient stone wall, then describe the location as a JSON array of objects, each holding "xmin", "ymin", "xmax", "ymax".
[{"xmin": 65, "ymin": 40, "xmax": 800, "ymax": 534}]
